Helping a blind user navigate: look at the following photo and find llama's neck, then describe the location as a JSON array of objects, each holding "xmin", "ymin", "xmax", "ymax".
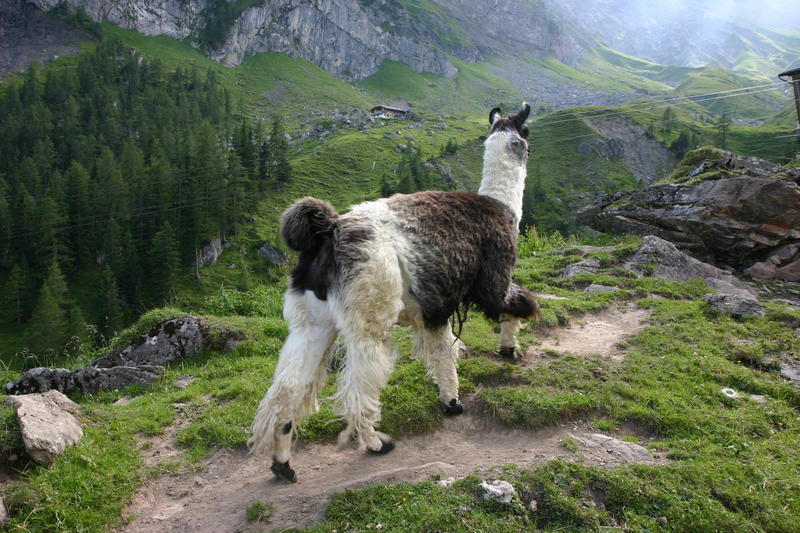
[{"xmin": 478, "ymin": 132, "xmax": 527, "ymax": 224}]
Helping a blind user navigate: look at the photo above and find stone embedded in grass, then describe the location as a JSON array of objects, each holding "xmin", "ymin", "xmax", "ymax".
[
  {"xmin": 436, "ymin": 477, "xmax": 456, "ymax": 488},
  {"xmin": 570, "ymin": 433, "xmax": 655, "ymax": 463},
  {"xmin": 479, "ymin": 479, "xmax": 515, "ymax": 504},
  {"xmin": 584, "ymin": 284, "xmax": 617, "ymax": 293},
  {"xmin": 559, "ymin": 257, "xmax": 600, "ymax": 278},
  {"xmin": 702, "ymin": 293, "xmax": 765, "ymax": 318},
  {"xmin": 7, "ymin": 390, "xmax": 83, "ymax": 465},
  {"xmin": 174, "ymin": 375, "xmax": 196, "ymax": 389},
  {"xmin": 258, "ymin": 244, "xmax": 287, "ymax": 265}
]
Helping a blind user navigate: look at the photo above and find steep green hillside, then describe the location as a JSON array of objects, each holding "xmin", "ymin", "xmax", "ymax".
[{"xmin": 674, "ymin": 66, "xmax": 785, "ymax": 120}]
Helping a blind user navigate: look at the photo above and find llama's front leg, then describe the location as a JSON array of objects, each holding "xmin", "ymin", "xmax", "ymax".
[
  {"xmin": 413, "ymin": 325, "xmax": 463, "ymax": 415},
  {"xmin": 249, "ymin": 291, "xmax": 336, "ymax": 482},
  {"xmin": 499, "ymin": 315, "xmax": 523, "ymax": 361},
  {"xmin": 498, "ymin": 283, "xmax": 541, "ymax": 362},
  {"xmin": 334, "ymin": 335, "xmax": 396, "ymax": 454}
]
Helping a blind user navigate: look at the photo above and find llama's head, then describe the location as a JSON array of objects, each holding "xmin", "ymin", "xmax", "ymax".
[{"xmin": 487, "ymin": 103, "xmax": 531, "ymax": 162}]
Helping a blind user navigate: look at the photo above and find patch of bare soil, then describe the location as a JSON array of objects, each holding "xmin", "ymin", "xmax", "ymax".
[
  {"xmin": 119, "ymin": 407, "xmax": 665, "ymax": 533},
  {"xmin": 525, "ymin": 303, "xmax": 651, "ymax": 364},
  {"xmin": 136, "ymin": 399, "xmax": 207, "ymax": 468}
]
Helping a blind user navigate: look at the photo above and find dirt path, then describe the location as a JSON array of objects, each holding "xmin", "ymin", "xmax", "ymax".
[
  {"xmin": 526, "ymin": 303, "xmax": 651, "ymax": 364},
  {"xmin": 119, "ymin": 305, "xmax": 657, "ymax": 533},
  {"xmin": 120, "ymin": 413, "xmax": 664, "ymax": 533}
]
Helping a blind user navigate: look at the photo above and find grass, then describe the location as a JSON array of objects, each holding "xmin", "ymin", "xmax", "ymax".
[
  {"xmin": 245, "ymin": 500, "xmax": 273, "ymax": 523},
  {"xmin": 3, "ymin": 234, "xmax": 800, "ymax": 531}
]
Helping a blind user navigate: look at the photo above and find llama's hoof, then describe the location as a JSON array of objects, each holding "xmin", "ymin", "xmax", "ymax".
[
  {"xmin": 271, "ymin": 460, "xmax": 297, "ymax": 483},
  {"xmin": 499, "ymin": 346, "xmax": 518, "ymax": 362},
  {"xmin": 369, "ymin": 439, "xmax": 395, "ymax": 455},
  {"xmin": 444, "ymin": 399, "xmax": 464, "ymax": 416}
]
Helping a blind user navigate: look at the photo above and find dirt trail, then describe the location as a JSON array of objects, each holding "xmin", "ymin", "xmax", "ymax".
[
  {"xmin": 119, "ymin": 305, "xmax": 657, "ymax": 533},
  {"xmin": 526, "ymin": 303, "xmax": 651, "ymax": 364}
]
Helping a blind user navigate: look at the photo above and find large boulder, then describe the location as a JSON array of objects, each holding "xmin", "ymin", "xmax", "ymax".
[
  {"xmin": 577, "ymin": 149, "xmax": 800, "ymax": 280},
  {"xmin": 93, "ymin": 316, "xmax": 204, "ymax": 368},
  {"xmin": 703, "ymin": 293, "xmax": 765, "ymax": 318},
  {"xmin": 4, "ymin": 317, "xmax": 218, "ymax": 396},
  {"xmin": 5, "ymin": 366, "xmax": 163, "ymax": 396},
  {"xmin": 258, "ymin": 243, "xmax": 288, "ymax": 265},
  {"xmin": 625, "ymin": 236, "xmax": 755, "ymax": 297},
  {"xmin": 6, "ymin": 390, "xmax": 83, "ymax": 465}
]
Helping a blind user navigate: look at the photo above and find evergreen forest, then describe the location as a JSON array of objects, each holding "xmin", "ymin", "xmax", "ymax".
[{"xmin": 0, "ymin": 36, "xmax": 291, "ymax": 365}]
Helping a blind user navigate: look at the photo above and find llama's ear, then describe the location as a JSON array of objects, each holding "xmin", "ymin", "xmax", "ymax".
[
  {"xmin": 489, "ymin": 107, "xmax": 502, "ymax": 125},
  {"xmin": 514, "ymin": 102, "xmax": 531, "ymax": 125}
]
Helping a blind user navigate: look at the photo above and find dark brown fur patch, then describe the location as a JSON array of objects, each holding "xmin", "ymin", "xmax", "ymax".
[
  {"xmin": 503, "ymin": 284, "xmax": 541, "ymax": 320},
  {"xmin": 387, "ymin": 191, "xmax": 523, "ymax": 328},
  {"xmin": 288, "ymin": 209, "xmax": 373, "ymax": 300}
]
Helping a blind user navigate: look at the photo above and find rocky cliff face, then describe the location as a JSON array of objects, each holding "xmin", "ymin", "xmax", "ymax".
[
  {"xmin": 29, "ymin": 0, "xmax": 585, "ymax": 80},
  {"xmin": 0, "ymin": 0, "xmax": 89, "ymax": 75},
  {"xmin": 582, "ymin": 115, "xmax": 677, "ymax": 185},
  {"xmin": 577, "ymin": 149, "xmax": 800, "ymax": 281}
]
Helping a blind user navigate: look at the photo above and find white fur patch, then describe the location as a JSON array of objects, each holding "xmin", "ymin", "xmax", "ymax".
[{"xmin": 479, "ymin": 131, "xmax": 527, "ymax": 225}]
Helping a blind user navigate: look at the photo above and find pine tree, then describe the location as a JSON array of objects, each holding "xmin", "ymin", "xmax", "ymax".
[
  {"xmin": 380, "ymin": 175, "xmax": 395, "ymax": 197},
  {"xmin": 669, "ymin": 130, "xmax": 691, "ymax": 158},
  {"xmin": 99, "ymin": 266, "xmax": 124, "ymax": 338},
  {"xmin": 716, "ymin": 114, "xmax": 731, "ymax": 149},
  {"xmin": 6, "ymin": 263, "xmax": 28, "ymax": 325},
  {"xmin": 148, "ymin": 221, "xmax": 181, "ymax": 303},
  {"xmin": 26, "ymin": 262, "xmax": 70, "ymax": 359},
  {"xmin": 66, "ymin": 304, "xmax": 91, "ymax": 351},
  {"xmin": 662, "ymin": 107, "xmax": 677, "ymax": 133},
  {"xmin": 269, "ymin": 116, "xmax": 291, "ymax": 187}
]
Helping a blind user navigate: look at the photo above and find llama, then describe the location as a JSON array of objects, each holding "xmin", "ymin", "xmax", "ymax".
[{"xmin": 249, "ymin": 103, "xmax": 540, "ymax": 482}]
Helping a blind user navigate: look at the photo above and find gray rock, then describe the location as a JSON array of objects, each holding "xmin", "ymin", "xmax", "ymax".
[
  {"xmin": 744, "ymin": 243, "xmax": 800, "ymax": 282},
  {"xmin": 703, "ymin": 293, "xmax": 765, "ymax": 318},
  {"xmin": 584, "ymin": 284, "xmax": 617, "ymax": 293},
  {"xmin": 0, "ymin": 495, "xmax": 7, "ymax": 524},
  {"xmin": 578, "ymin": 150, "xmax": 800, "ymax": 280},
  {"xmin": 258, "ymin": 243, "xmax": 287, "ymax": 265},
  {"xmin": 625, "ymin": 236, "xmax": 755, "ymax": 296},
  {"xmin": 4, "ymin": 317, "xmax": 230, "ymax": 396},
  {"xmin": 479, "ymin": 479, "xmax": 515, "ymax": 504},
  {"xmin": 197, "ymin": 234, "xmax": 223, "ymax": 267},
  {"xmin": 93, "ymin": 317, "xmax": 204, "ymax": 368},
  {"xmin": 780, "ymin": 359, "xmax": 800, "ymax": 385},
  {"xmin": 4, "ymin": 365, "xmax": 164, "ymax": 396},
  {"xmin": 403, "ymin": 134, "xmax": 415, "ymax": 141},
  {"xmin": 560, "ymin": 257, "xmax": 600, "ymax": 278},
  {"xmin": 174, "ymin": 375, "xmax": 196, "ymax": 389},
  {"xmin": 572, "ymin": 433, "xmax": 654, "ymax": 463},
  {"xmin": 7, "ymin": 390, "xmax": 83, "ymax": 465}
]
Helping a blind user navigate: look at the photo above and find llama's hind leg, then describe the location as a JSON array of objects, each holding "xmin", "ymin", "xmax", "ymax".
[
  {"xmin": 249, "ymin": 291, "xmax": 336, "ymax": 482},
  {"xmin": 334, "ymin": 333, "xmax": 397, "ymax": 454},
  {"xmin": 413, "ymin": 324, "xmax": 463, "ymax": 415}
]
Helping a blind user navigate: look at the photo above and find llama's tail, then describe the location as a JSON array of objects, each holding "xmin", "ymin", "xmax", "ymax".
[{"xmin": 280, "ymin": 197, "xmax": 338, "ymax": 252}]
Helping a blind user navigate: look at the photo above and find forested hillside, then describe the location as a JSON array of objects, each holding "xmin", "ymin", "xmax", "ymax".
[{"xmin": 0, "ymin": 36, "xmax": 291, "ymax": 367}]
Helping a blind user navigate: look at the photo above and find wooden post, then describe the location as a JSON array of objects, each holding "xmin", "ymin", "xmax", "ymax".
[{"xmin": 779, "ymin": 67, "xmax": 800, "ymax": 130}]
